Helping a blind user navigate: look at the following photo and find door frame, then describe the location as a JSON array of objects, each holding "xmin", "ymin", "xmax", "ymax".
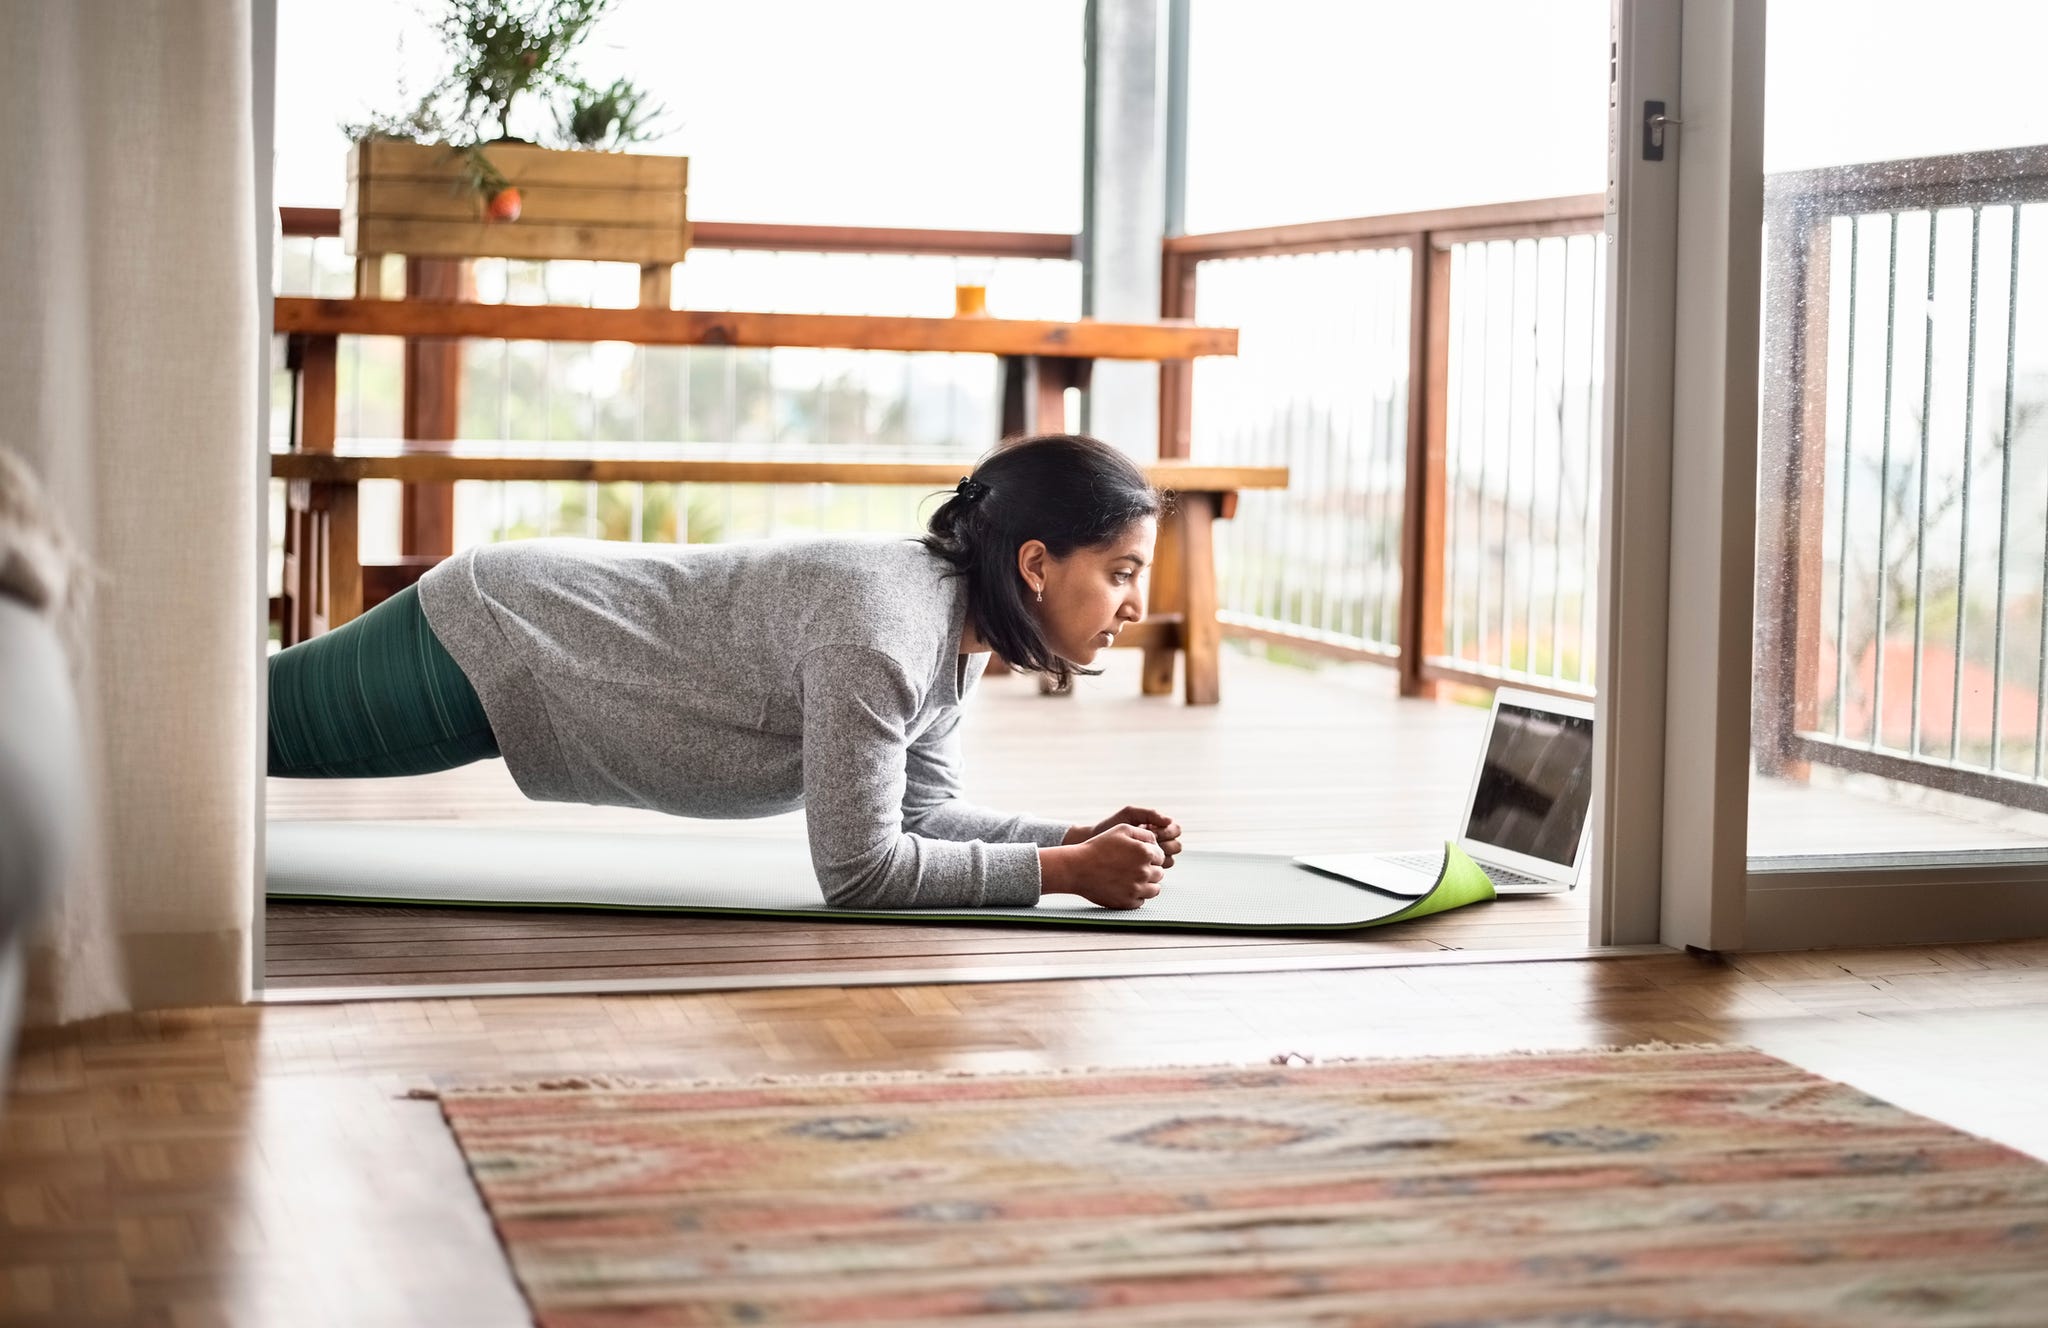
[{"xmin": 1594, "ymin": 0, "xmax": 1761, "ymax": 950}]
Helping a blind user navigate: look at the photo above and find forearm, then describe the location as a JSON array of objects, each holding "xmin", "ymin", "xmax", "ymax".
[
  {"xmin": 902, "ymin": 795, "xmax": 1072, "ymax": 848},
  {"xmin": 820, "ymin": 835, "xmax": 1044, "ymax": 909}
]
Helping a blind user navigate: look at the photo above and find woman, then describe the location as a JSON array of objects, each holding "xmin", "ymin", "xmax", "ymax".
[{"xmin": 268, "ymin": 433, "xmax": 1183, "ymax": 911}]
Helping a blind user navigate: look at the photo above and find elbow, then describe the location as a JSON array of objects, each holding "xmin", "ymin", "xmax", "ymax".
[
  {"xmin": 896, "ymin": 801, "xmax": 937, "ymax": 840},
  {"xmin": 816, "ymin": 858, "xmax": 894, "ymax": 910}
]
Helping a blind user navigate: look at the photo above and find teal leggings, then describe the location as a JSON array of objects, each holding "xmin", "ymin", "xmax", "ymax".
[{"xmin": 267, "ymin": 584, "xmax": 500, "ymax": 778}]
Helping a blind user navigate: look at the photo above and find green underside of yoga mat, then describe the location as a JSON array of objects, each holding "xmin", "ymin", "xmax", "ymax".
[{"xmin": 265, "ymin": 822, "xmax": 1497, "ymax": 932}]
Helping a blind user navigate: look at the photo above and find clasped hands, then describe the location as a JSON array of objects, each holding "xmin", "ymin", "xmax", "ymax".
[{"xmin": 1038, "ymin": 805, "xmax": 1183, "ymax": 910}]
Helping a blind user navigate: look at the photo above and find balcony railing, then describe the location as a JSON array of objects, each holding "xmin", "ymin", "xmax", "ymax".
[
  {"xmin": 280, "ymin": 156, "xmax": 2047, "ymax": 772},
  {"xmin": 1755, "ymin": 144, "xmax": 2048, "ymax": 813},
  {"xmin": 1161, "ymin": 196, "xmax": 1606, "ymax": 699}
]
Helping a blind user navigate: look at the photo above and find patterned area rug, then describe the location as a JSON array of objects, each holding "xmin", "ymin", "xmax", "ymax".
[{"xmin": 438, "ymin": 1046, "xmax": 2048, "ymax": 1326}]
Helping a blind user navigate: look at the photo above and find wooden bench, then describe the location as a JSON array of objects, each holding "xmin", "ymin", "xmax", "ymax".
[{"xmin": 273, "ymin": 298, "xmax": 1280, "ymax": 704}]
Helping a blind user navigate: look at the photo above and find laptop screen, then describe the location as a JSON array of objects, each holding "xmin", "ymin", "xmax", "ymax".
[{"xmin": 1462, "ymin": 703, "xmax": 1595, "ymax": 867}]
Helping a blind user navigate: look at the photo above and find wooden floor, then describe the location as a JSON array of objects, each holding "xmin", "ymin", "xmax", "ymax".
[
  {"xmin": 8, "ymin": 650, "xmax": 2042, "ymax": 1324},
  {"xmin": 6, "ymin": 940, "xmax": 2048, "ymax": 1327},
  {"xmin": 264, "ymin": 647, "xmax": 2048, "ymax": 993}
]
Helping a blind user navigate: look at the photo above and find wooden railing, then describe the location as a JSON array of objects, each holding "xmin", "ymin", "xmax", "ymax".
[
  {"xmin": 1159, "ymin": 196, "xmax": 1607, "ymax": 701},
  {"xmin": 1754, "ymin": 144, "xmax": 2048, "ymax": 812}
]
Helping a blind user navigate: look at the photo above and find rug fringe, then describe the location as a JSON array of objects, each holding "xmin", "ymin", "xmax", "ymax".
[{"xmin": 404, "ymin": 1041, "xmax": 1757, "ymax": 1099}]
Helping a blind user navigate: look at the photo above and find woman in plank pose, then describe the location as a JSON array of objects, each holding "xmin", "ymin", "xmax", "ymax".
[{"xmin": 267, "ymin": 433, "xmax": 1182, "ymax": 911}]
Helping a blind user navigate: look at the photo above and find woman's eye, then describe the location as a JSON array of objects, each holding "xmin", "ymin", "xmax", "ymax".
[{"xmin": 1113, "ymin": 571, "xmax": 1133, "ymax": 585}]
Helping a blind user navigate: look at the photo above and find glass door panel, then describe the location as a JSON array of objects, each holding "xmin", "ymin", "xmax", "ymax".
[{"xmin": 1751, "ymin": 1, "xmax": 2048, "ymax": 859}]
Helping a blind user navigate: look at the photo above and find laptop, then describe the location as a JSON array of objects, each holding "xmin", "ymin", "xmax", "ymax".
[{"xmin": 1295, "ymin": 687, "xmax": 1596, "ymax": 898}]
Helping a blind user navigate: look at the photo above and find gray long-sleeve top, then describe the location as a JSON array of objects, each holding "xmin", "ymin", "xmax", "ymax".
[{"xmin": 418, "ymin": 535, "xmax": 1069, "ymax": 909}]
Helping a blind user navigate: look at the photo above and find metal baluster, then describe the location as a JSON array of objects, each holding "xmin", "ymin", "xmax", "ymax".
[
  {"xmin": 722, "ymin": 337, "xmax": 737, "ymax": 539},
  {"xmin": 812, "ymin": 335, "xmax": 830, "ymax": 533},
  {"xmin": 1337, "ymin": 315, "xmax": 1354, "ymax": 642},
  {"xmin": 497, "ymin": 299, "xmax": 512, "ymax": 541},
  {"xmin": 677, "ymin": 338, "xmax": 693, "ymax": 543},
  {"xmin": 1445, "ymin": 243, "xmax": 1467, "ymax": 662},
  {"xmin": 1871, "ymin": 214, "xmax": 1902, "ymax": 747},
  {"xmin": 1909, "ymin": 215, "xmax": 1937, "ymax": 755},
  {"xmin": 858, "ymin": 256, "xmax": 884, "ymax": 532},
  {"xmin": 1220, "ymin": 271, "xmax": 1245, "ymax": 614},
  {"xmin": 1260, "ymin": 266, "xmax": 1284, "ymax": 627},
  {"xmin": 1500, "ymin": 240, "xmax": 1522, "ymax": 673},
  {"xmin": 1984, "ymin": 208, "xmax": 2012, "ymax": 767},
  {"xmin": 1580, "ymin": 237, "xmax": 1600, "ymax": 687},
  {"xmin": 1551, "ymin": 237, "xmax": 1570, "ymax": 679},
  {"xmin": 1293, "ymin": 260, "xmax": 1314, "ymax": 630},
  {"xmin": 1474, "ymin": 243, "xmax": 1495, "ymax": 669},
  {"xmin": 1335, "ymin": 250, "xmax": 1360, "ymax": 638},
  {"xmin": 1290, "ymin": 260, "xmax": 1311, "ymax": 631},
  {"xmin": 1321, "ymin": 257, "xmax": 1337, "ymax": 641},
  {"xmin": 1340, "ymin": 253, "xmax": 1365, "ymax": 644},
  {"xmin": 1953, "ymin": 208, "xmax": 1983, "ymax": 762},
  {"xmin": 1359, "ymin": 247, "xmax": 1378, "ymax": 644},
  {"xmin": 1518, "ymin": 237, "xmax": 1542, "ymax": 677},
  {"xmin": 1520, "ymin": 238, "xmax": 1542, "ymax": 677},
  {"xmin": 1379, "ymin": 248, "xmax": 1403, "ymax": 648},
  {"xmin": 631, "ymin": 344, "xmax": 646, "ymax": 542},
  {"xmin": 1314, "ymin": 401, "xmax": 1334, "ymax": 635},
  {"xmin": 1835, "ymin": 219, "xmax": 1860, "ymax": 741},
  {"xmin": 583, "ymin": 262, "xmax": 599, "ymax": 540},
  {"xmin": 2003, "ymin": 209, "xmax": 2047, "ymax": 780},
  {"xmin": 540, "ymin": 263, "xmax": 555, "ymax": 538},
  {"xmin": 1272, "ymin": 391, "xmax": 1296, "ymax": 627}
]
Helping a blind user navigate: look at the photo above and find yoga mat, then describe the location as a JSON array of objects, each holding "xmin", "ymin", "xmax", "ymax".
[{"xmin": 265, "ymin": 822, "xmax": 1496, "ymax": 931}]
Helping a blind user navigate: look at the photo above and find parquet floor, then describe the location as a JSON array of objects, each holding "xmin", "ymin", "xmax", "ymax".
[
  {"xmin": 265, "ymin": 648, "xmax": 2044, "ymax": 993},
  {"xmin": 5, "ymin": 941, "xmax": 2048, "ymax": 1327}
]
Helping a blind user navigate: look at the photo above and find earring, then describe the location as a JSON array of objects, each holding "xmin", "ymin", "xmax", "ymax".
[{"xmin": 1034, "ymin": 588, "xmax": 1043, "ymax": 603}]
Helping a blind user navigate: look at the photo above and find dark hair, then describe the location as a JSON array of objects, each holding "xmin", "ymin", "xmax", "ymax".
[{"xmin": 921, "ymin": 434, "xmax": 1165, "ymax": 683}]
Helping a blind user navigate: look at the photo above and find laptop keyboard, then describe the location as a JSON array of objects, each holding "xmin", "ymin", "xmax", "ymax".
[{"xmin": 1384, "ymin": 852, "xmax": 1552, "ymax": 888}]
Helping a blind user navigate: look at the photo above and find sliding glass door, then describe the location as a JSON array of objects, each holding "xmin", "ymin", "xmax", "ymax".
[{"xmin": 1750, "ymin": 0, "xmax": 2048, "ymax": 866}]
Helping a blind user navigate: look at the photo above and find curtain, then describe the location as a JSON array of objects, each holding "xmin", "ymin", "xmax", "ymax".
[{"xmin": 0, "ymin": 0, "xmax": 259, "ymax": 1019}]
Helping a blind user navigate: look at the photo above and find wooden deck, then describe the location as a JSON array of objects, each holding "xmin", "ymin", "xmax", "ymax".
[{"xmin": 264, "ymin": 648, "xmax": 2046, "ymax": 992}]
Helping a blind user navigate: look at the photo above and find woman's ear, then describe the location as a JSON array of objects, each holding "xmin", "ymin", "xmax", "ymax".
[{"xmin": 1015, "ymin": 539, "xmax": 1049, "ymax": 596}]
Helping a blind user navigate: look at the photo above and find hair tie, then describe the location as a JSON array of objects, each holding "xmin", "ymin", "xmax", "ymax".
[{"xmin": 954, "ymin": 477, "xmax": 990, "ymax": 504}]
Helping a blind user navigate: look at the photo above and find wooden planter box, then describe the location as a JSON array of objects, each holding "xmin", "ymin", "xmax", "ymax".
[{"xmin": 343, "ymin": 138, "xmax": 690, "ymax": 294}]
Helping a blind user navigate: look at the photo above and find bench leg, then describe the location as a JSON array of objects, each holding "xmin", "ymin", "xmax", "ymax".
[
  {"xmin": 1179, "ymin": 492, "xmax": 1221, "ymax": 705},
  {"xmin": 282, "ymin": 480, "xmax": 313, "ymax": 646},
  {"xmin": 999, "ymin": 355, "xmax": 1091, "ymax": 437},
  {"xmin": 639, "ymin": 263, "xmax": 673, "ymax": 309},
  {"xmin": 355, "ymin": 255, "xmax": 386, "ymax": 299},
  {"xmin": 1142, "ymin": 500, "xmax": 1186, "ymax": 695},
  {"xmin": 324, "ymin": 482, "xmax": 363, "ymax": 630}
]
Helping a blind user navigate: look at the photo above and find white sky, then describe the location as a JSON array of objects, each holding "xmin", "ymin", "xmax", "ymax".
[{"xmin": 275, "ymin": 1, "xmax": 2048, "ymax": 234}]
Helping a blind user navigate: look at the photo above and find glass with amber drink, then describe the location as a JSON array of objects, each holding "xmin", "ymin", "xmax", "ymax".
[{"xmin": 953, "ymin": 258, "xmax": 992, "ymax": 318}]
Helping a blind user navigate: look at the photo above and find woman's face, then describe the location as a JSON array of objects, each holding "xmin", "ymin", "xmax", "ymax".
[{"xmin": 1023, "ymin": 517, "xmax": 1158, "ymax": 665}]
